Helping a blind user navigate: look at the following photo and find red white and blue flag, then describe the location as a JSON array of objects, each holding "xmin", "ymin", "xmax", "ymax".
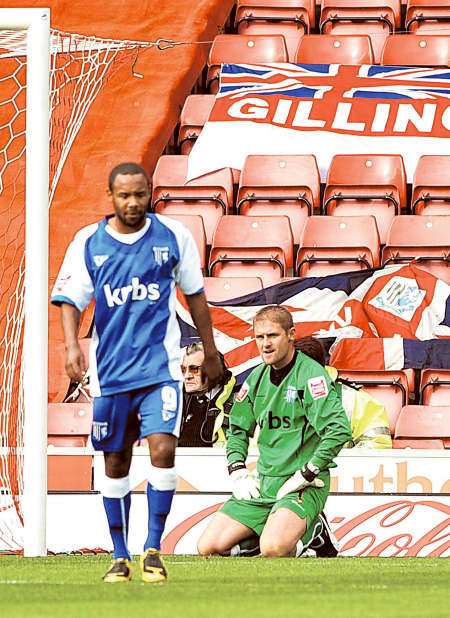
[
  {"xmin": 177, "ymin": 264, "xmax": 450, "ymax": 380},
  {"xmin": 187, "ymin": 63, "xmax": 450, "ymax": 181}
]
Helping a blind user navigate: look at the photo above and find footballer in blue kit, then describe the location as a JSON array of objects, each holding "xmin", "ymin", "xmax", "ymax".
[{"xmin": 51, "ymin": 162, "xmax": 223, "ymax": 583}]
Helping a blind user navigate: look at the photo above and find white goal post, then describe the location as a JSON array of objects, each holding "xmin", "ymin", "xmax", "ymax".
[{"xmin": 0, "ymin": 8, "xmax": 50, "ymax": 557}]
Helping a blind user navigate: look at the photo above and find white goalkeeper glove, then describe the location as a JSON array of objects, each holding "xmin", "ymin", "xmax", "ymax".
[
  {"xmin": 229, "ymin": 465, "xmax": 260, "ymax": 500},
  {"xmin": 276, "ymin": 462, "xmax": 324, "ymax": 501}
]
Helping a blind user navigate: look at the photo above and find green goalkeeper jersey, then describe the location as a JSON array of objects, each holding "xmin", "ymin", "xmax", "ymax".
[{"xmin": 226, "ymin": 351, "xmax": 352, "ymax": 477}]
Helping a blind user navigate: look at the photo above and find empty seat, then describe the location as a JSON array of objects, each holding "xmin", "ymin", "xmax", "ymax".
[
  {"xmin": 203, "ymin": 276, "xmax": 264, "ymax": 301},
  {"xmin": 296, "ymin": 34, "xmax": 374, "ymax": 64},
  {"xmin": 338, "ymin": 370, "xmax": 410, "ymax": 434},
  {"xmin": 296, "ymin": 215, "xmax": 380, "ymax": 277},
  {"xmin": 48, "ymin": 402, "xmax": 93, "ymax": 447},
  {"xmin": 178, "ymin": 95, "xmax": 215, "ymax": 155},
  {"xmin": 235, "ymin": 0, "xmax": 315, "ymax": 61},
  {"xmin": 207, "ymin": 34, "xmax": 289, "ymax": 93},
  {"xmin": 412, "ymin": 156, "xmax": 450, "ymax": 216},
  {"xmin": 382, "ymin": 215, "xmax": 450, "ymax": 283},
  {"xmin": 152, "ymin": 155, "xmax": 233, "ymax": 244},
  {"xmin": 320, "ymin": 0, "xmax": 401, "ymax": 62},
  {"xmin": 237, "ymin": 154, "xmax": 320, "ymax": 244},
  {"xmin": 394, "ymin": 404, "xmax": 450, "ymax": 447},
  {"xmin": 209, "ymin": 215, "xmax": 293, "ymax": 285},
  {"xmin": 406, "ymin": 0, "xmax": 450, "ymax": 34},
  {"xmin": 420, "ymin": 369, "xmax": 450, "ymax": 405},
  {"xmin": 381, "ymin": 34, "xmax": 450, "ymax": 66},
  {"xmin": 161, "ymin": 214, "xmax": 207, "ymax": 269},
  {"xmin": 323, "ymin": 154, "xmax": 406, "ymax": 244}
]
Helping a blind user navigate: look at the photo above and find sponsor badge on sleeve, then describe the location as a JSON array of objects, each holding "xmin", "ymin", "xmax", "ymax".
[
  {"xmin": 235, "ymin": 381, "xmax": 249, "ymax": 402},
  {"xmin": 307, "ymin": 376, "xmax": 328, "ymax": 400}
]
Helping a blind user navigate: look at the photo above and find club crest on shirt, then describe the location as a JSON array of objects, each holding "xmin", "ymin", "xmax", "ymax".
[
  {"xmin": 307, "ymin": 376, "xmax": 328, "ymax": 400},
  {"xmin": 285, "ymin": 385, "xmax": 297, "ymax": 404},
  {"xmin": 153, "ymin": 246, "xmax": 170, "ymax": 265},
  {"xmin": 235, "ymin": 382, "xmax": 249, "ymax": 402}
]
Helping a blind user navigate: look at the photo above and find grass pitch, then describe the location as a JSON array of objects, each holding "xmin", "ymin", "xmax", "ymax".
[{"xmin": 0, "ymin": 555, "xmax": 448, "ymax": 618}]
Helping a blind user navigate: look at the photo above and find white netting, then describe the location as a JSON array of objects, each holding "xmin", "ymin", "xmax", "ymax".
[{"xmin": 0, "ymin": 28, "xmax": 152, "ymax": 552}]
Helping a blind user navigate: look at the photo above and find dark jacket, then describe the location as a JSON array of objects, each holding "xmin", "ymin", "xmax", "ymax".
[{"xmin": 178, "ymin": 370, "xmax": 237, "ymax": 447}]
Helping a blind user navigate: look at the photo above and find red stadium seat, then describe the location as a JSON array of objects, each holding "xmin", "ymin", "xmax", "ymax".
[
  {"xmin": 337, "ymin": 370, "xmax": 411, "ymax": 434},
  {"xmin": 235, "ymin": 0, "xmax": 315, "ymax": 61},
  {"xmin": 209, "ymin": 215, "xmax": 293, "ymax": 285},
  {"xmin": 295, "ymin": 34, "xmax": 374, "ymax": 64},
  {"xmin": 382, "ymin": 215, "xmax": 450, "ymax": 284},
  {"xmin": 203, "ymin": 276, "xmax": 264, "ymax": 301},
  {"xmin": 296, "ymin": 215, "xmax": 380, "ymax": 277},
  {"xmin": 394, "ymin": 404, "xmax": 450, "ymax": 447},
  {"xmin": 381, "ymin": 34, "xmax": 450, "ymax": 67},
  {"xmin": 412, "ymin": 156, "xmax": 450, "ymax": 216},
  {"xmin": 178, "ymin": 95, "xmax": 215, "ymax": 155},
  {"xmin": 48, "ymin": 402, "xmax": 93, "ymax": 447},
  {"xmin": 323, "ymin": 154, "xmax": 406, "ymax": 244},
  {"xmin": 161, "ymin": 214, "xmax": 207, "ymax": 269},
  {"xmin": 207, "ymin": 34, "xmax": 289, "ymax": 93},
  {"xmin": 406, "ymin": 0, "xmax": 450, "ymax": 34},
  {"xmin": 320, "ymin": 0, "xmax": 401, "ymax": 62},
  {"xmin": 152, "ymin": 155, "xmax": 233, "ymax": 245},
  {"xmin": 420, "ymin": 369, "xmax": 450, "ymax": 405},
  {"xmin": 237, "ymin": 154, "xmax": 320, "ymax": 244}
]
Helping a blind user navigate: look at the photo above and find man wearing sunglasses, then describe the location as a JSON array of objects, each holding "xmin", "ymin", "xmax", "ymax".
[{"xmin": 178, "ymin": 342, "xmax": 237, "ymax": 447}]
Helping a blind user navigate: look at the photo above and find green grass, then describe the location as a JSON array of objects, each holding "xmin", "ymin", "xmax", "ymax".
[{"xmin": 0, "ymin": 555, "xmax": 448, "ymax": 618}]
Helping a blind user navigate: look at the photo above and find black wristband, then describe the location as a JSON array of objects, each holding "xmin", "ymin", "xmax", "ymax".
[
  {"xmin": 301, "ymin": 462, "xmax": 319, "ymax": 482},
  {"xmin": 228, "ymin": 461, "xmax": 246, "ymax": 475}
]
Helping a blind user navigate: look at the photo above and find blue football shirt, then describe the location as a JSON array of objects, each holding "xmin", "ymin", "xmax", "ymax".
[{"xmin": 51, "ymin": 214, "xmax": 204, "ymax": 396}]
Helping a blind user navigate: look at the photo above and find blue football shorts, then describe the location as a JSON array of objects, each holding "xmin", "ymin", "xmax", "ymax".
[{"xmin": 91, "ymin": 380, "xmax": 182, "ymax": 451}]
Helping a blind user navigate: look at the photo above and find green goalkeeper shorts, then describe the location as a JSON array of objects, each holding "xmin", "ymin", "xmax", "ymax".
[{"xmin": 220, "ymin": 472, "xmax": 330, "ymax": 536}]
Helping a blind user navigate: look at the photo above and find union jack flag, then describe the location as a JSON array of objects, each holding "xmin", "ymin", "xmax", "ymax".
[
  {"xmin": 218, "ymin": 63, "xmax": 450, "ymax": 101},
  {"xmin": 177, "ymin": 265, "xmax": 450, "ymax": 381}
]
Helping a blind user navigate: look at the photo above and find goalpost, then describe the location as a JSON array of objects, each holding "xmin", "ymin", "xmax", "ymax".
[
  {"xmin": 0, "ymin": 8, "xmax": 50, "ymax": 557},
  {"xmin": 0, "ymin": 9, "xmax": 154, "ymax": 557}
]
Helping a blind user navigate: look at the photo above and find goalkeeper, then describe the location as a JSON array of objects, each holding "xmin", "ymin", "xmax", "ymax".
[{"xmin": 197, "ymin": 306, "xmax": 352, "ymax": 558}]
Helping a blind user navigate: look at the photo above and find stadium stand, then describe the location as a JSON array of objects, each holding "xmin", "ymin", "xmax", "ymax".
[
  {"xmin": 207, "ymin": 33, "xmax": 289, "ymax": 93},
  {"xmin": 406, "ymin": 0, "xmax": 450, "ymax": 34},
  {"xmin": 296, "ymin": 215, "xmax": 380, "ymax": 277},
  {"xmin": 319, "ymin": 0, "xmax": 401, "ymax": 62},
  {"xmin": 209, "ymin": 215, "xmax": 294, "ymax": 285},
  {"xmin": 381, "ymin": 34, "xmax": 450, "ymax": 66},
  {"xmin": 48, "ymin": 402, "xmax": 93, "ymax": 447},
  {"xmin": 236, "ymin": 154, "xmax": 320, "ymax": 244},
  {"xmin": 412, "ymin": 156, "xmax": 450, "ymax": 215},
  {"xmin": 178, "ymin": 95, "xmax": 215, "ymax": 155},
  {"xmin": 420, "ymin": 369, "xmax": 450, "ymax": 405},
  {"xmin": 382, "ymin": 215, "xmax": 450, "ymax": 284},
  {"xmin": 295, "ymin": 33, "xmax": 374, "ymax": 64},
  {"xmin": 394, "ymin": 405, "xmax": 450, "ymax": 448},
  {"xmin": 152, "ymin": 155, "xmax": 233, "ymax": 245},
  {"xmin": 234, "ymin": 0, "xmax": 315, "ymax": 61},
  {"xmin": 323, "ymin": 154, "xmax": 406, "ymax": 244}
]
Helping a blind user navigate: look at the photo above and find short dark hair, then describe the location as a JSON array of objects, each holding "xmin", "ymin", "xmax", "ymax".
[
  {"xmin": 253, "ymin": 305, "xmax": 293, "ymax": 333},
  {"xmin": 295, "ymin": 337, "xmax": 325, "ymax": 366},
  {"xmin": 108, "ymin": 162, "xmax": 150, "ymax": 191}
]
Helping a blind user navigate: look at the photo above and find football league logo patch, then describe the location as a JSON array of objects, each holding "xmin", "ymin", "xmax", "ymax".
[
  {"xmin": 235, "ymin": 382, "xmax": 249, "ymax": 402},
  {"xmin": 307, "ymin": 376, "xmax": 328, "ymax": 400}
]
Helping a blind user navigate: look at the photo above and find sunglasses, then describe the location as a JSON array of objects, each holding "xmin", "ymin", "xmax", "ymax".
[{"xmin": 180, "ymin": 364, "xmax": 202, "ymax": 376}]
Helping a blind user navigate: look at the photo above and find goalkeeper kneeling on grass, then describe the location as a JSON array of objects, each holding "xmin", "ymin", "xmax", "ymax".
[{"xmin": 197, "ymin": 306, "xmax": 352, "ymax": 559}]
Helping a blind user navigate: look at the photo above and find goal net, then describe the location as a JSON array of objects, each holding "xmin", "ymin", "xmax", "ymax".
[{"xmin": 0, "ymin": 15, "xmax": 149, "ymax": 553}]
